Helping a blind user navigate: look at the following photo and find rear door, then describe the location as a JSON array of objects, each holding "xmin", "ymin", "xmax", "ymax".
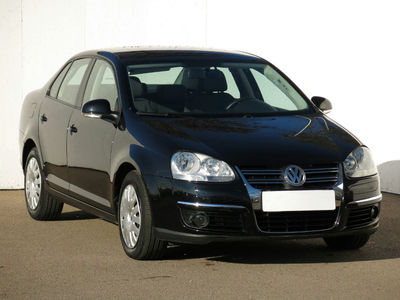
[
  {"xmin": 39, "ymin": 59, "xmax": 91, "ymax": 194},
  {"xmin": 67, "ymin": 59, "xmax": 119, "ymax": 211}
]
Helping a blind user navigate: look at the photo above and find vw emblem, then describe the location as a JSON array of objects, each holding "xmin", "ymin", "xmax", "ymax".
[{"xmin": 284, "ymin": 165, "xmax": 306, "ymax": 186}]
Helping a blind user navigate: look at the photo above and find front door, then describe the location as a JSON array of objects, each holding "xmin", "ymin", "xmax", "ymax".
[{"xmin": 67, "ymin": 59, "xmax": 120, "ymax": 212}]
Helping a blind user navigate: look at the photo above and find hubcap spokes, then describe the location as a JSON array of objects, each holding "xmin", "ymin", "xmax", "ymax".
[
  {"xmin": 120, "ymin": 184, "xmax": 141, "ymax": 249},
  {"xmin": 25, "ymin": 157, "xmax": 41, "ymax": 210}
]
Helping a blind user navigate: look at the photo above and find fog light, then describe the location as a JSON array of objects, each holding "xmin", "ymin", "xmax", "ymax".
[
  {"xmin": 192, "ymin": 213, "xmax": 210, "ymax": 227},
  {"xmin": 181, "ymin": 209, "xmax": 210, "ymax": 229},
  {"xmin": 370, "ymin": 205, "xmax": 379, "ymax": 220}
]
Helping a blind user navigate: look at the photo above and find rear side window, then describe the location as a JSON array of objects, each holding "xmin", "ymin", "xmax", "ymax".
[
  {"xmin": 57, "ymin": 59, "xmax": 91, "ymax": 105},
  {"xmin": 49, "ymin": 63, "xmax": 71, "ymax": 98}
]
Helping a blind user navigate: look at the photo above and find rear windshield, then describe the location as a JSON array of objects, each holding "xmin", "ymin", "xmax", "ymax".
[{"xmin": 126, "ymin": 62, "xmax": 314, "ymax": 117}]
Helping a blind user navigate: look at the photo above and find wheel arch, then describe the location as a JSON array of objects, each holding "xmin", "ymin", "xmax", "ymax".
[
  {"xmin": 112, "ymin": 162, "xmax": 136, "ymax": 214},
  {"xmin": 22, "ymin": 139, "xmax": 37, "ymax": 172}
]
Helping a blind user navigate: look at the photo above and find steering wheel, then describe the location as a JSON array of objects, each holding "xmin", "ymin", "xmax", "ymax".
[{"xmin": 225, "ymin": 97, "xmax": 257, "ymax": 109}]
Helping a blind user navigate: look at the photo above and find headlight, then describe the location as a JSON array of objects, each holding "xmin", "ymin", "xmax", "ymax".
[
  {"xmin": 171, "ymin": 152, "xmax": 235, "ymax": 182},
  {"xmin": 344, "ymin": 147, "xmax": 377, "ymax": 178}
]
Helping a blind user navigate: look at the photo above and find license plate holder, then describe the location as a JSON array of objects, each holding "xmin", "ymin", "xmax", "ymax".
[{"xmin": 262, "ymin": 190, "xmax": 336, "ymax": 212}]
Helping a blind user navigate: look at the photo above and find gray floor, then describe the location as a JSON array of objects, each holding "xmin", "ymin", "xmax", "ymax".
[{"xmin": 1, "ymin": 190, "xmax": 399, "ymax": 299}]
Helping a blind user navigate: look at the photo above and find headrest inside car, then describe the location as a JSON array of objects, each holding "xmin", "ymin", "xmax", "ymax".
[
  {"xmin": 188, "ymin": 69, "xmax": 206, "ymax": 79},
  {"xmin": 129, "ymin": 77, "xmax": 147, "ymax": 97}
]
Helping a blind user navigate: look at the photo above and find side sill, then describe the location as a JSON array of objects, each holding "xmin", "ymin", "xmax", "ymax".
[{"xmin": 46, "ymin": 186, "xmax": 117, "ymax": 224}]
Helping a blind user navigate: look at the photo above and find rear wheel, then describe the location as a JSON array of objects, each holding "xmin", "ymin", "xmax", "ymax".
[
  {"xmin": 323, "ymin": 234, "xmax": 370, "ymax": 250},
  {"xmin": 118, "ymin": 170, "xmax": 166, "ymax": 260},
  {"xmin": 24, "ymin": 148, "xmax": 63, "ymax": 220}
]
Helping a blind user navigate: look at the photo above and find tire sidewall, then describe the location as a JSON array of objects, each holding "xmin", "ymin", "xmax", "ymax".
[
  {"xmin": 118, "ymin": 171, "xmax": 153, "ymax": 259},
  {"xmin": 24, "ymin": 148, "xmax": 46, "ymax": 220}
]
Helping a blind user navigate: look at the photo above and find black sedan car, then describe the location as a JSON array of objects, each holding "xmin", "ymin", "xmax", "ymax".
[{"xmin": 19, "ymin": 47, "xmax": 381, "ymax": 259}]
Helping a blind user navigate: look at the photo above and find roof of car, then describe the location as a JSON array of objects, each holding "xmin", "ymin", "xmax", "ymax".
[
  {"xmin": 74, "ymin": 46, "xmax": 267, "ymax": 64},
  {"xmin": 107, "ymin": 46, "xmax": 258, "ymax": 56}
]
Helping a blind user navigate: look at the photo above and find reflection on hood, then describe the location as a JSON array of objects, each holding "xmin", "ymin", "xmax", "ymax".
[
  {"xmin": 140, "ymin": 115, "xmax": 360, "ymax": 166},
  {"xmin": 143, "ymin": 118, "xmax": 262, "ymax": 141}
]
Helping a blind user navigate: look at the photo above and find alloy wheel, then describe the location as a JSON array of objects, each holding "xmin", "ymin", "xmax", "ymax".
[
  {"xmin": 25, "ymin": 157, "xmax": 41, "ymax": 210},
  {"xmin": 120, "ymin": 184, "xmax": 141, "ymax": 249}
]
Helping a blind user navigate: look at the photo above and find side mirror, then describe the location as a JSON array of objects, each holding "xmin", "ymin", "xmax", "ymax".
[
  {"xmin": 82, "ymin": 99, "xmax": 118, "ymax": 122},
  {"xmin": 311, "ymin": 96, "xmax": 333, "ymax": 114}
]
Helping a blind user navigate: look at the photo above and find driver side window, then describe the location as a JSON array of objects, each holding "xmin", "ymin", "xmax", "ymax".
[{"xmin": 83, "ymin": 60, "xmax": 119, "ymax": 111}]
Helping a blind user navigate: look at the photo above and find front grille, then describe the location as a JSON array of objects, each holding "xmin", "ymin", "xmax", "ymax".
[
  {"xmin": 255, "ymin": 209, "xmax": 338, "ymax": 232},
  {"xmin": 346, "ymin": 205, "xmax": 378, "ymax": 228},
  {"xmin": 239, "ymin": 164, "xmax": 339, "ymax": 189}
]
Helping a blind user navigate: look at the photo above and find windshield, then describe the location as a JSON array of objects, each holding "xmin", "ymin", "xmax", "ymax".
[{"xmin": 126, "ymin": 62, "xmax": 314, "ymax": 116}]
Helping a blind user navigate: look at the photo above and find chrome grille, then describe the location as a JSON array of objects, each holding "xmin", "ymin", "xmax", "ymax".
[{"xmin": 239, "ymin": 164, "xmax": 339, "ymax": 188}]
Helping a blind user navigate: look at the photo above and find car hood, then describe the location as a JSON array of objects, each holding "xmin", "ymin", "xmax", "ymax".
[{"xmin": 140, "ymin": 114, "xmax": 361, "ymax": 167}]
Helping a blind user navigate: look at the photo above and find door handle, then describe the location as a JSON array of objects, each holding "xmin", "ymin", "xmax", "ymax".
[
  {"xmin": 41, "ymin": 114, "xmax": 47, "ymax": 122},
  {"xmin": 69, "ymin": 125, "xmax": 78, "ymax": 134}
]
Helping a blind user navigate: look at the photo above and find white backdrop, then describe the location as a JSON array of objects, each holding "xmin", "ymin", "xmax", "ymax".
[{"xmin": 1, "ymin": 0, "xmax": 399, "ymax": 193}]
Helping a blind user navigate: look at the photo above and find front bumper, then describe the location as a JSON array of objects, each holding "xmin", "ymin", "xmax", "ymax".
[{"xmin": 144, "ymin": 172, "xmax": 381, "ymax": 245}]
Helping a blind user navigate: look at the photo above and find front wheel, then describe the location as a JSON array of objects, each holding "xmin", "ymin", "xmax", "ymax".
[
  {"xmin": 118, "ymin": 171, "xmax": 166, "ymax": 260},
  {"xmin": 323, "ymin": 234, "xmax": 370, "ymax": 250},
  {"xmin": 24, "ymin": 148, "xmax": 63, "ymax": 220}
]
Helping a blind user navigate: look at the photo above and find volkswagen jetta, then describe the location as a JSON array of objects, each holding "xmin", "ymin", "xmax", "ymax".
[{"xmin": 19, "ymin": 47, "xmax": 382, "ymax": 259}]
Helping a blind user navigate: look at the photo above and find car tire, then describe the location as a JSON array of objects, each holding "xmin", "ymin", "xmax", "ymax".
[
  {"xmin": 118, "ymin": 170, "xmax": 167, "ymax": 260},
  {"xmin": 323, "ymin": 234, "xmax": 370, "ymax": 250},
  {"xmin": 24, "ymin": 147, "xmax": 64, "ymax": 220}
]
